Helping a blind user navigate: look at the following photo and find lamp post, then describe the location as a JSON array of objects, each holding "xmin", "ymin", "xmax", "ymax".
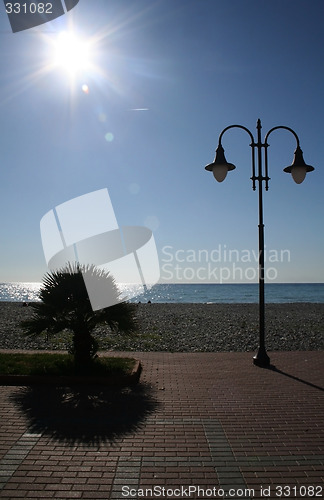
[{"xmin": 205, "ymin": 119, "xmax": 314, "ymax": 367}]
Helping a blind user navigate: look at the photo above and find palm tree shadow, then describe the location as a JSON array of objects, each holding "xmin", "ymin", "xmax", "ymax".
[
  {"xmin": 11, "ymin": 383, "xmax": 159, "ymax": 446},
  {"xmin": 267, "ymin": 365, "xmax": 324, "ymax": 392}
]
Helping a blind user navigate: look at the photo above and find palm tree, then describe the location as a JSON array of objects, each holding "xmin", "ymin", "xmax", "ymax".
[{"xmin": 22, "ymin": 263, "xmax": 137, "ymax": 369}]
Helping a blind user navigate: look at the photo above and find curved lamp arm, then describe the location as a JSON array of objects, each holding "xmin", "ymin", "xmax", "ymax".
[
  {"xmin": 218, "ymin": 124, "xmax": 255, "ymax": 147},
  {"xmin": 264, "ymin": 125, "xmax": 300, "ymax": 147}
]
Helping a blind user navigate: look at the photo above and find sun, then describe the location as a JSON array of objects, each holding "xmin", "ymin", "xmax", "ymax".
[{"xmin": 53, "ymin": 31, "xmax": 91, "ymax": 75}]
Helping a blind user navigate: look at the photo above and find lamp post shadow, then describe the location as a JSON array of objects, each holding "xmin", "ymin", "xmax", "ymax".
[{"xmin": 261, "ymin": 363, "xmax": 324, "ymax": 392}]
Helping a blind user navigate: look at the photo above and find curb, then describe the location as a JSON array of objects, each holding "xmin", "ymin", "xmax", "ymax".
[{"xmin": 0, "ymin": 360, "xmax": 142, "ymax": 387}]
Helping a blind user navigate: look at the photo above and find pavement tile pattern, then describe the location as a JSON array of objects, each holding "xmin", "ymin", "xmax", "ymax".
[{"xmin": 0, "ymin": 351, "xmax": 323, "ymax": 499}]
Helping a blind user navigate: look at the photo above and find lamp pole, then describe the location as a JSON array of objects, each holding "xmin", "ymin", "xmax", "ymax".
[{"xmin": 205, "ymin": 119, "xmax": 314, "ymax": 367}]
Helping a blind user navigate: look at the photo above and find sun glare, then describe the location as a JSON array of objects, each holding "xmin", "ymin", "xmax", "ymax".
[{"xmin": 53, "ymin": 32, "xmax": 91, "ymax": 75}]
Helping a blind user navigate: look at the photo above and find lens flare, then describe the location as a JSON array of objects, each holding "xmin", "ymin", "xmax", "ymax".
[
  {"xmin": 105, "ymin": 132, "xmax": 114, "ymax": 142},
  {"xmin": 98, "ymin": 113, "xmax": 107, "ymax": 123},
  {"xmin": 129, "ymin": 183, "xmax": 140, "ymax": 195},
  {"xmin": 144, "ymin": 216, "xmax": 160, "ymax": 231}
]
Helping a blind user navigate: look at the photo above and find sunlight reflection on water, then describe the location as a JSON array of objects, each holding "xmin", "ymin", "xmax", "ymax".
[
  {"xmin": 0, "ymin": 282, "xmax": 42, "ymax": 302},
  {"xmin": 0, "ymin": 282, "xmax": 323, "ymax": 303}
]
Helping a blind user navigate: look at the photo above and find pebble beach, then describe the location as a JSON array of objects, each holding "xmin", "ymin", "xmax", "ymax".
[{"xmin": 0, "ymin": 301, "xmax": 323, "ymax": 353}]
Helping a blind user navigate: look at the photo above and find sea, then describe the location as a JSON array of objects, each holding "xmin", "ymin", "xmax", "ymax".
[{"xmin": 0, "ymin": 282, "xmax": 324, "ymax": 304}]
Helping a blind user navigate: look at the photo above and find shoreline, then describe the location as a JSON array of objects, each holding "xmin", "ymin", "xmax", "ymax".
[{"xmin": 0, "ymin": 302, "xmax": 323, "ymax": 352}]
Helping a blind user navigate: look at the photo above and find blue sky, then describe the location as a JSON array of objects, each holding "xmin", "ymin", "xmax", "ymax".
[{"xmin": 0, "ymin": 0, "xmax": 323, "ymax": 284}]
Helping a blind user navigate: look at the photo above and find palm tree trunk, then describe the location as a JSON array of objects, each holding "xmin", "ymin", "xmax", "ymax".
[{"xmin": 73, "ymin": 329, "xmax": 93, "ymax": 370}]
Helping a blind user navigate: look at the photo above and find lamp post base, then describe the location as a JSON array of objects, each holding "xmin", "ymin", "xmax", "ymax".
[{"xmin": 253, "ymin": 348, "xmax": 270, "ymax": 367}]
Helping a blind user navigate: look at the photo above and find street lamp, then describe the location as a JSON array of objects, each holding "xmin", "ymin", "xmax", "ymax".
[{"xmin": 205, "ymin": 119, "xmax": 314, "ymax": 367}]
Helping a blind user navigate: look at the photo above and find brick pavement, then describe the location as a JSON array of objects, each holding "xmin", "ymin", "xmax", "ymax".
[{"xmin": 0, "ymin": 350, "xmax": 323, "ymax": 499}]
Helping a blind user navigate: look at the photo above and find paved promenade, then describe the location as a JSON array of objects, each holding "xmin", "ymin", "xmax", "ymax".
[{"xmin": 0, "ymin": 351, "xmax": 323, "ymax": 499}]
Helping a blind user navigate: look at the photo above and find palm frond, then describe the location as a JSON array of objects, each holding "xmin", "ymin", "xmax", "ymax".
[{"xmin": 21, "ymin": 263, "xmax": 138, "ymax": 363}]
